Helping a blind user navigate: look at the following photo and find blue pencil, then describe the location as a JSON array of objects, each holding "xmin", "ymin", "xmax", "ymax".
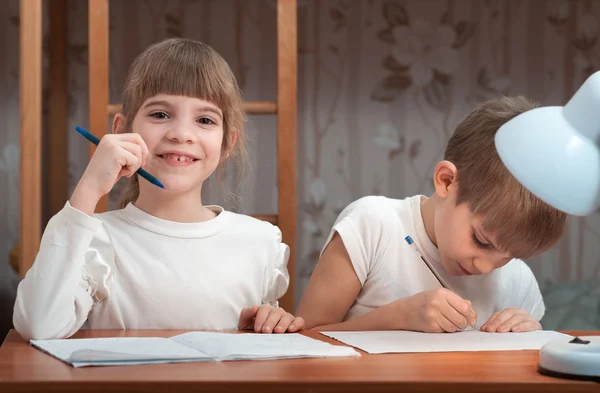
[{"xmin": 75, "ymin": 126, "xmax": 165, "ymax": 189}]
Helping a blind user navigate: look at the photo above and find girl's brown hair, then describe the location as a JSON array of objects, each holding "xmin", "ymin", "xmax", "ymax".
[{"xmin": 118, "ymin": 38, "xmax": 248, "ymax": 210}]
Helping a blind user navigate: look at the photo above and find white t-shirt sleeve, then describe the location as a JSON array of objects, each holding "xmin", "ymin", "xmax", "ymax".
[
  {"xmin": 512, "ymin": 260, "xmax": 545, "ymax": 321},
  {"xmin": 322, "ymin": 196, "xmax": 394, "ymax": 285},
  {"xmin": 262, "ymin": 225, "xmax": 290, "ymax": 307},
  {"xmin": 13, "ymin": 201, "xmax": 114, "ymax": 340}
]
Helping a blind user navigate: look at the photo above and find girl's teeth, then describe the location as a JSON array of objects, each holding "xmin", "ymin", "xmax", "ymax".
[{"xmin": 167, "ymin": 155, "xmax": 190, "ymax": 162}]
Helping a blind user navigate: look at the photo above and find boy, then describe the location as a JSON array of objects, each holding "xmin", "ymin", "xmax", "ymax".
[{"xmin": 297, "ymin": 96, "xmax": 567, "ymax": 333}]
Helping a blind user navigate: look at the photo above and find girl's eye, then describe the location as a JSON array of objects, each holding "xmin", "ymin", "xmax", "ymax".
[
  {"xmin": 150, "ymin": 112, "xmax": 169, "ymax": 119},
  {"xmin": 472, "ymin": 233, "xmax": 491, "ymax": 250},
  {"xmin": 198, "ymin": 117, "xmax": 215, "ymax": 125}
]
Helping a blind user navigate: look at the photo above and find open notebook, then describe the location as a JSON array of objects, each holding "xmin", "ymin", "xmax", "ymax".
[{"xmin": 30, "ymin": 332, "xmax": 360, "ymax": 367}]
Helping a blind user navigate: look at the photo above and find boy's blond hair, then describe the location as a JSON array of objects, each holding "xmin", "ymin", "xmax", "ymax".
[
  {"xmin": 118, "ymin": 38, "xmax": 248, "ymax": 209},
  {"xmin": 445, "ymin": 96, "xmax": 567, "ymax": 259}
]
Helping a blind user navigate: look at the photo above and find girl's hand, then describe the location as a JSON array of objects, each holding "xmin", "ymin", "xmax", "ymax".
[
  {"xmin": 238, "ymin": 305, "xmax": 305, "ymax": 333},
  {"xmin": 70, "ymin": 133, "xmax": 149, "ymax": 215}
]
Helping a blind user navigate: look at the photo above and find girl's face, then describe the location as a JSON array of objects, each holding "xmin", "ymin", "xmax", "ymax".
[{"xmin": 127, "ymin": 94, "xmax": 225, "ymax": 194}]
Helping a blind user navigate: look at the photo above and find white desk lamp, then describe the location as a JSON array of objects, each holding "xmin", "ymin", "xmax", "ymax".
[{"xmin": 495, "ymin": 71, "xmax": 600, "ymax": 382}]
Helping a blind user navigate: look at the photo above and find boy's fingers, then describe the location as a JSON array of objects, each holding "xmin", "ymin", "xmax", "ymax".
[
  {"xmin": 446, "ymin": 292, "xmax": 477, "ymax": 326},
  {"xmin": 481, "ymin": 310, "xmax": 501, "ymax": 331},
  {"xmin": 511, "ymin": 319, "xmax": 541, "ymax": 333},
  {"xmin": 440, "ymin": 302, "xmax": 469, "ymax": 330},
  {"xmin": 482, "ymin": 309, "xmax": 515, "ymax": 332},
  {"xmin": 496, "ymin": 314, "xmax": 530, "ymax": 333},
  {"xmin": 465, "ymin": 300, "xmax": 477, "ymax": 326},
  {"xmin": 436, "ymin": 317, "xmax": 457, "ymax": 333}
]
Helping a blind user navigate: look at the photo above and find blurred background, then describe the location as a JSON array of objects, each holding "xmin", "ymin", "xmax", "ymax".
[{"xmin": 1, "ymin": 0, "xmax": 599, "ymax": 339}]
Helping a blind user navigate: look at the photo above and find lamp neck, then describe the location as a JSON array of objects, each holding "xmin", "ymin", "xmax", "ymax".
[{"xmin": 563, "ymin": 73, "xmax": 600, "ymax": 142}]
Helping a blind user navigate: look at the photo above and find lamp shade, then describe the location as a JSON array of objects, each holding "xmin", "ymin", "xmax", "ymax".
[{"xmin": 495, "ymin": 71, "xmax": 600, "ymax": 216}]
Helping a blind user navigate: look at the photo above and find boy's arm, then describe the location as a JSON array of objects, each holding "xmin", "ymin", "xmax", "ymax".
[
  {"xmin": 297, "ymin": 233, "xmax": 401, "ymax": 331},
  {"xmin": 297, "ymin": 233, "xmax": 477, "ymax": 332}
]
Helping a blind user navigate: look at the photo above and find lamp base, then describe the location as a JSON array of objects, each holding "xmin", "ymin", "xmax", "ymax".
[
  {"xmin": 538, "ymin": 335, "xmax": 600, "ymax": 382},
  {"xmin": 538, "ymin": 365, "xmax": 600, "ymax": 382}
]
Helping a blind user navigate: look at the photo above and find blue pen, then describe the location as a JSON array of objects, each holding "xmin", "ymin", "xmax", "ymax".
[
  {"xmin": 75, "ymin": 126, "xmax": 165, "ymax": 189},
  {"xmin": 404, "ymin": 235, "xmax": 448, "ymax": 289},
  {"xmin": 405, "ymin": 235, "xmax": 476, "ymax": 329}
]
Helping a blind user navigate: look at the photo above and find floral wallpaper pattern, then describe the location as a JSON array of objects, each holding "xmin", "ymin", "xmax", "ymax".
[{"xmin": 0, "ymin": 0, "xmax": 599, "ymax": 337}]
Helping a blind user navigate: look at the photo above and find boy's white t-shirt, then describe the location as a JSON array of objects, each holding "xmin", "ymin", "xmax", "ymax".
[
  {"xmin": 323, "ymin": 195, "xmax": 545, "ymax": 327},
  {"xmin": 13, "ymin": 202, "xmax": 289, "ymax": 340}
]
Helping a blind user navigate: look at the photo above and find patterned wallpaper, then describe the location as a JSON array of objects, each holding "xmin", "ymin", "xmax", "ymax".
[{"xmin": 0, "ymin": 0, "xmax": 599, "ymax": 337}]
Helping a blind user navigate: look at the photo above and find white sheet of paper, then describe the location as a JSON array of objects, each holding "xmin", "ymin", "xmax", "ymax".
[
  {"xmin": 321, "ymin": 330, "xmax": 572, "ymax": 354},
  {"xmin": 171, "ymin": 332, "xmax": 361, "ymax": 360}
]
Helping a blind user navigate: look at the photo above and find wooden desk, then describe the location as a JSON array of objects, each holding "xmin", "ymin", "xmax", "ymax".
[{"xmin": 0, "ymin": 329, "xmax": 598, "ymax": 392}]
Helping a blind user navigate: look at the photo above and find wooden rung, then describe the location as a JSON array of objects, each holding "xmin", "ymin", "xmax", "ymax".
[
  {"xmin": 107, "ymin": 101, "xmax": 277, "ymax": 116},
  {"xmin": 107, "ymin": 104, "xmax": 121, "ymax": 116},
  {"xmin": 251, "ymin": 214, "xmax": 277, "ymax": 225},
  {"xmin": 243, "ymin": 101, "xmax": 277, "ymax": 114}
]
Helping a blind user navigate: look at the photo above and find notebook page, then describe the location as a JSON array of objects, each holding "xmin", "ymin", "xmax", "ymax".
[
  {"xmin": 31, "ymin": 337, "xmax": 212, "ymax": 366},
  {"xmin": 170, "ymin": 332, "xmax": 360, "ymax": 361},
  {"xmin": 321, "ymin": 330, "xmax": 572, "ymax": 354}
]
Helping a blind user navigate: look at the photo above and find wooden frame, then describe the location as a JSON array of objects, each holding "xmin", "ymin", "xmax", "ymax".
[
  {"xmin": 47, "ymin": 0, "xmax": 69, "ymax": 223},
  {"xmin": 15, "ymin": 0, "xmax": 69, "ymax": 278},
  {"xmin": 89, "ymin": 0, "xmax": 110, "ymax": 212},
  {"xmin": 275, "ymin": 0, "xmax": 297, "ymax": 311},
  {"xmin": 17, "ymin": 0, "xmax": 298, "ymax": 311},
  {"xmin": 18, "ymin": 0, "xmax": 43, "ymax": 279}
]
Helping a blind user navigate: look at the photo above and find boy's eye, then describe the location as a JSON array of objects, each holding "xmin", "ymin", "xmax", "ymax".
[
  {"xmin": 472, "ymin": 233, "xmax": 491, "ymax": 249},
  {"xmin": 150, "ymin": 111, "xmax": 169, "ymax": 119},
  {"xmin": 198, "ymin": 117, "xmax": 215, "ymax": 125}
]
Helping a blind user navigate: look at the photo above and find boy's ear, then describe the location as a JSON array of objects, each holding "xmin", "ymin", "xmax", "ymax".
[
  {"xmin": 433, "ymin": 160, "xmax": 458, "ymax": 199},
  {"xmin": 112, "ymin": 113, "xmax": 127, "ymax": 134}
]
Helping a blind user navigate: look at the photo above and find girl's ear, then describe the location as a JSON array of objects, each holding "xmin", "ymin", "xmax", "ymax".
[
  {"xmin": 113, "ymin": 113, "xmax": 127, "ymax": 134},
  {"xmin": 229, "ymin": 132, "xmax": 237, "ymax": 152},
  {"xmin": 224, "ymin": 131, "xmax": 237, "ymax": 159}
]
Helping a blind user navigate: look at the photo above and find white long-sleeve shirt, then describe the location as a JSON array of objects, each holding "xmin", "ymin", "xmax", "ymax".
[{"xmin": 13, "ymin": 202, "xmax": 290, "ymax": 340}]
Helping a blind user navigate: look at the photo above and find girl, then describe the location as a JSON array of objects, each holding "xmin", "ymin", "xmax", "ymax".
[{"xmin": 13, "ymin": 38, "xmax": 304, "ymax": 340}]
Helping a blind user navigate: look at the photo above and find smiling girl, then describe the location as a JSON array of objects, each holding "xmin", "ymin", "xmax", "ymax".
[{"xmin": 13, "ymin": 38, "xmax": 304, "ymax": 340}]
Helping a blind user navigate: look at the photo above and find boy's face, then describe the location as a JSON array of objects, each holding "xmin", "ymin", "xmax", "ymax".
[
  {"xmin": 432, "ymin": 163, "xmax": 513, "ymax": 276},
  {"xmin": 129, "ymin": 94, "xmax": 225, "ymax": 193}
]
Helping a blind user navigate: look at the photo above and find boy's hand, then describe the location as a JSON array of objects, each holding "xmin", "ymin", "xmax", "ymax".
[
  {"xmin": 480, "ymin": 308, "xmax": 541, "ymax": 332},
  {"xmin": 399, "ymin": 288, "xmax": 478, "ymax": 333},
  {"xmin": 238, "ymin": 305, "xmax": 305, "ymax": 334}
]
